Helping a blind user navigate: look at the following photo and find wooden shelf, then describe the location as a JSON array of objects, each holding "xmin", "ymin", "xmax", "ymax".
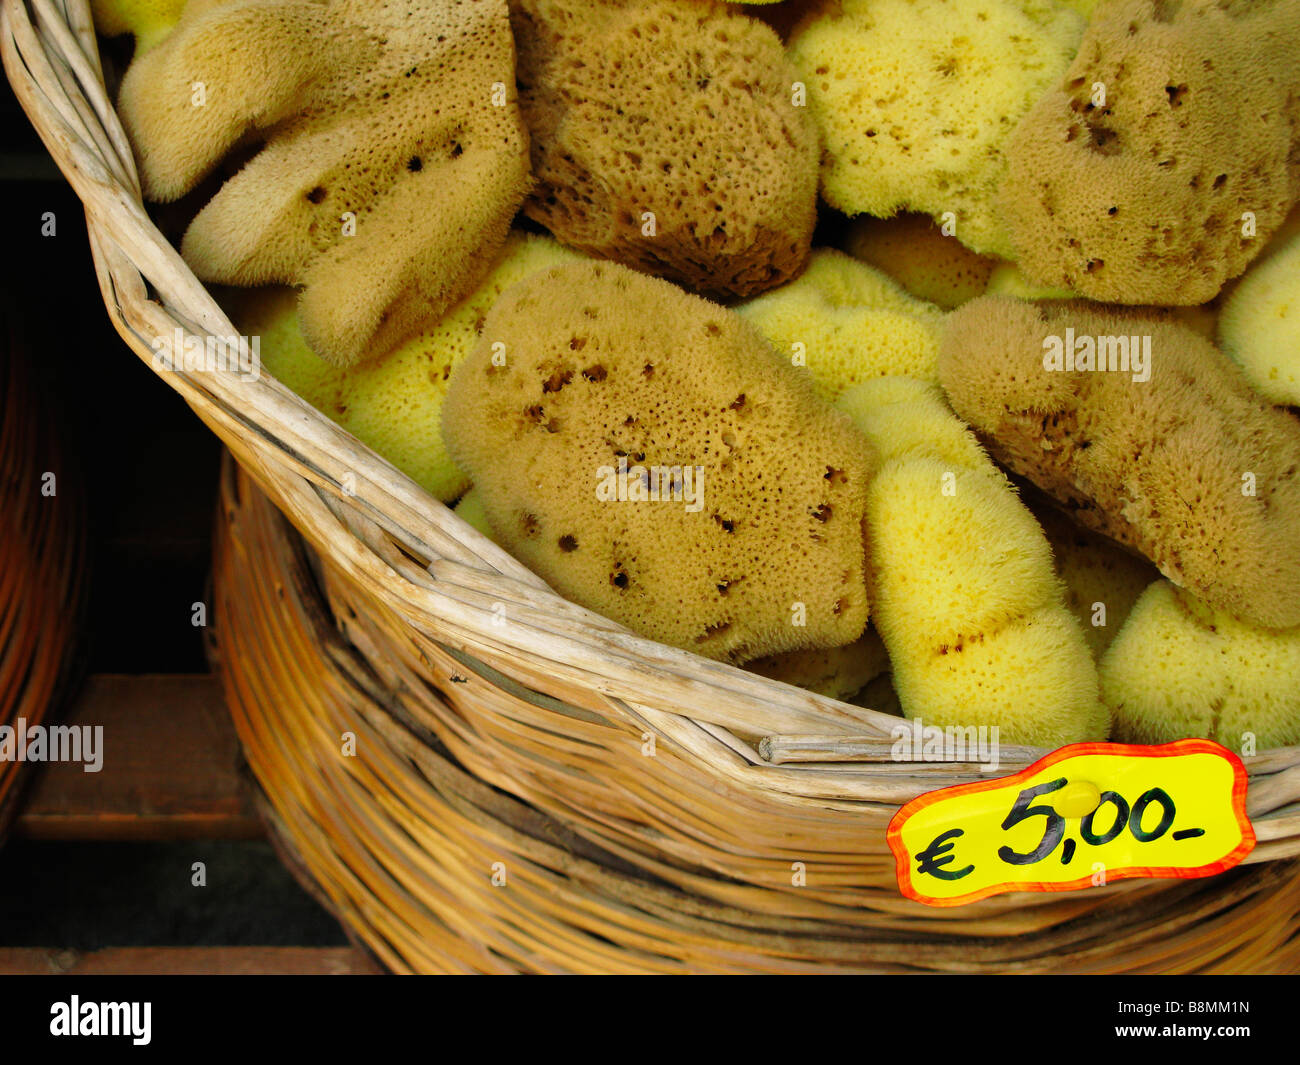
[{"xmin": 17, "ymin": 675, "xmax": 261, "ymax": 841}]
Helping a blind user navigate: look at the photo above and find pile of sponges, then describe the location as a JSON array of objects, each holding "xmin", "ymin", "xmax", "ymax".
[{"xmin": 101, "ymin": 0, "xmax": 1300, "ymax": 752}]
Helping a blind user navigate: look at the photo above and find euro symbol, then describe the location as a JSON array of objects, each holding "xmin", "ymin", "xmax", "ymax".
[{"xmin": 915, "ymin": 828, "xmax": 974, "ymax": 881}]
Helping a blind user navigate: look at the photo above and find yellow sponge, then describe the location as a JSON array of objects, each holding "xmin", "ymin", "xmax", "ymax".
[
  {"xmin": 452, "ymin": 487, "xmax": 495, "ymax": 540},
  {"xmin": 891, "ymin": 609, "xmax": 1108, "ymax": 748},
  {"xmin": 789, "ymin": 0, "xmax": 1084, "ymax": 258},
  {"xmin": 984, "ymin": 262, "xmax": 1075, "ymax": 302},
  {"xmin": 836, "ymin": 377, "xmax": 988, "ymax": 477},
  {"xmin": 91, "ymin": 0, "xmax": 188, "ymax": 52},
  {"xmin": 735, "ymin": 249, "xmax": 944, "ymax": 402},
  {"xmin": 231, "ymin": 232, "xmax": 583, "ymax": 503},
  {"xmin": 1219, "ymin": 229, "xmax": 1300, "ymax": 408},
  {"xmin": 1032, "ymin": 503, "xmax": 1158, "ymax": 659},
  {"xmin": 745, "ymin": 629, "xmax": 890, "ymax": 702},
  {"xmin": 1102, "ymin": 582, "xmax": 1300, "ymax": 751},
  {"xmin": 837, "ymin": 378, "xmax": 1106, "ymax": 747},
  {"xmin": 841, "ymin": 213, "xmax": 998, "ymax": 311}
]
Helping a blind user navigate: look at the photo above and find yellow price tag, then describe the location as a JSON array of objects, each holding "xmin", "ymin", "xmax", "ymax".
[{"xmin": 888, "ymin": 739, "xmax": 1254, "ymax": 907}]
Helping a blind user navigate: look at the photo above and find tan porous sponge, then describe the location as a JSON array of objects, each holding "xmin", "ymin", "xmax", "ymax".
[
  {"xmin": 511, "ymin": 0, "xmax": 818, "ymax": 300},
  {"xmin": 230, "ymin": 232, "xmax": 583, "ymax": 503},
  {"xmin": 735, "ymin": 249, "xmax": 944, "ymax": 402},
  {"xmin": 940, "ymin": 296, "xmax": 1300, "ymax": 629},
  {"xmin": 1031, "ymin": 502, "xmax": 1158, "ymax": 659},
  {"xmin": 999, "ymin": 0, "xmax": 1300, "ymax": 304},
  {"xmin": 745, "ymin": 629, "xmax": 890, "ymax": 702},
  {"xmin": 118, "ymin": 0, "xmax": 531, "ymax": 366},
  {"xmin": 841, "ymin": 214, "xmax": 999, "ymax": 312},
  {"xmin": 1101, "ymin": 581, "xmax": 1300, "ymax": 750},
  {"xmin": 788, "ymin": 0, "xmax": 1084, "ymax": 258},
  {"xmin": 836, "ymin": 377, "xmax": 1106, "ymax": 747},
  {"xmin": 1219, "ymin": 227, "xmax": 1300, "ymax": 407},
  {"xmin": 442, "ymin": 261, "xmax": 877, "ymax": 663}
]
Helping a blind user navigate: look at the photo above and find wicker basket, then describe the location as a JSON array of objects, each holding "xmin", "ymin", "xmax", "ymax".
[
  {"xmin": 0, "ymin": 301, "xmax": 87, "ymax": 840},
  {"xmin": 8, "ymin": 0, "xmax": 1300, "ymax": 971},
  {"xmin": 212, "ymin": 455, "xmax": 1300, "ymax": 973}
]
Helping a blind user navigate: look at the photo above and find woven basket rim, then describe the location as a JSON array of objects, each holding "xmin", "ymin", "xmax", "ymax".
[
  {"xmin": 213, "ymin": 455, "xmax": 1300, "ymax": 973},
  {"xmin": 5, "ymin": 0, "xmax": 1300, "ymax": 845}
]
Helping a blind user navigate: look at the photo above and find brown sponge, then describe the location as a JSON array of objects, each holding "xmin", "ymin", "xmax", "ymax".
[
  {"xmin": 442, "ymin": 261, "xmax": 877, "ymax": 664},
  {"xmin": 511, "ymin": 0, "xmax": 818, "ymax": 300},
  {"xmin": 939, "ymin": 296, "xmax": 1300, "ymax": 628},
  {"xmin": 1030, "ymin": 499, "xmax": 1158, "ymax": 659},
  {"xmin": 841, "ymin": 213, "xmax": 999, "ymax": 312},
  {"xmin": 118, "ymin": 0, "xmax": 531, "ymax": 366},
  {"xmin": 999, "ymin": 0, "xmax": 1300, "ymax": 304}
]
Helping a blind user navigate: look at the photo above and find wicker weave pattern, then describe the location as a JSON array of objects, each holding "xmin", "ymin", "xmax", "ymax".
[{"xmin": 214, "ymin": 458, "xmax": 1300, "ymax": 973}]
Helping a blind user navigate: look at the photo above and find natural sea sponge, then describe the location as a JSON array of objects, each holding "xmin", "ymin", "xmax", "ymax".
[
  {"xmin": 1219, "ymin": 229, "xmax": 1300, "ymax": 407},
  {"xmin": 734, "ymin": 249, "xmax": 944, "ymax": 402},
  {"xmin": 453, "ymin": 487, "xmax": 495, "ymax": 540},
  {"xmin": 836, "ymin": 377, "xmax": 1106, "ymax": 747},
  {"xmin": 940, "ymin": 296, "xmax": 1300, "ymax": 628},
  {"xmin": 1031, "ymin": 502, "xmax": 1158, "ymax": 658},
  {"xmin": 745, "ymin": 629, "xmax": 890, "ymax": 701},
  {"xmin": 836, "ymin": 376, "xmax": 988, "ymax": 472},
  {"xmin": 984, "ymin": 262, "xmax": 1075, "ymax": 302},
  {"xmin": 442, "ymin": 261, "xmax": 877, "ymax": 663},
  {"xmin": 985, "ymin": 264, "xmax": 1224, "ymax": 338},
  {"xmin": 841, "ymin": 213, "xmax": 998, "ymax": 311},
  {"xmin": 788, "ymin": 0, "xmax": 1084, "ymax": 258},
  {"xmin": 512, "ymin": 0, "xmax": 818, "ymax": 299},
  {"xmin": 852, "ymin": 672, "xmax": 904, "ymax": 719},
  {"xmin": 999, "ymin": 0, "xmax": 1300, "ymax": 304},
  {"xmin": 90, "ymin": 0, "xmax": 187, "ymax": 51},
  {"xmin": 230, "ymin": 232, "xmax": 582, "ymax": 502},
  {"xmin": 118, "ymin": 0, "xmax": 531, "ymax": 366},
  {"xmin": 1102, "ymin": 581, "xmax": 1300, "ymax": 750}
]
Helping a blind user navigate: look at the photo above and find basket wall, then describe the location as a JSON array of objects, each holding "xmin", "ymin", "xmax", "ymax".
[{"xmin": 214, "ymin": 456, "xmax": 1300, "ymax": 973}]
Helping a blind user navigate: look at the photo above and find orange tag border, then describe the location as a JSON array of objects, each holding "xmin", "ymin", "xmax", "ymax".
[{"xmin": 886, "ymin": 739, "xmax": 1255, "ymax": 908}]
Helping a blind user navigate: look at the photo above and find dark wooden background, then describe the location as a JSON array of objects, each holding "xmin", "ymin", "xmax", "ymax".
[{"xmin": 0, "ymin": 70, "xmax": 376, "ymax": 974}]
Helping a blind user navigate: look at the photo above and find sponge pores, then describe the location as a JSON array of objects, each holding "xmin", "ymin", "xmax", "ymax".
[
  {"xmin": 118, "ymin": 0, "xmax": 531, "ymax": 366},
  {"xmin": 512, "ymin": 0, "xmax": 818, "ymax": 299},
  {"xmin": 836, "ymin": 377, "xmax": 1106, "ymax": 747},
  {"xmin": 1031, "ymin": 501, "xmax": 1158, "ymax": 658},
  {"xmin": 735, "ymin": 249, "xmax": 945, "ymax": 402},
  {"xmin": 442, "ymin": 261, "xmax": 877, "ymax": 664},
  {"xmin": 788, "ymin": 0, "xmax": 1084, "ymax": 258},
  {"xmin": 231, "ymin": 232, "xmax": 583, "ymax": 503},
  {"xmin": 999, "ymin": 0, "xmax": 1300, "ymax": 304},
  {"xmin": 841, "ymin": 213, "xmax": 999, "ymax": 311},
  {"xmin": 1102, "ymin": 581, "xmax": 1300, "ymax": 751},
  {"xmin": 940, "ymin": 296, "xmax": 1300, "ymax": 629}
]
